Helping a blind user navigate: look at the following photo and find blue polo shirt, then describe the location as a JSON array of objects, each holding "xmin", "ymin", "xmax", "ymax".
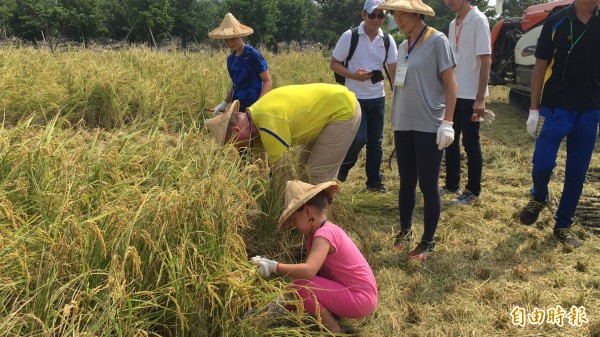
[
  {"xmin": 227, "ymin": 44, "xmax": 269, "ymax": 110},
  {"xmin": 535, "ymin": 4, "xmax": 600, "ymax": 110}
]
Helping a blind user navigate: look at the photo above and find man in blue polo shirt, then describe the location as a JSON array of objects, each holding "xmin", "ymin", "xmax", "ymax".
[{"xmin": 519, "ymin": 0, "xmax": 600, "ymax": 248}]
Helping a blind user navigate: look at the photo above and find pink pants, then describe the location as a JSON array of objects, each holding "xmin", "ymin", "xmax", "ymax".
[{"xmin": 292, "ymin": 277, "xmax": 376, "ymax": 319}]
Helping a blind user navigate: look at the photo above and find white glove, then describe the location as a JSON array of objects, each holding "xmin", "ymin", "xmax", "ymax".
[
  {"xmin": 213, "ymin": 100, "xmax": 228, "ymax": 115},
  {"xmin": 526, "ymin": 109, "xmax": 539, "ymax": 139},
  {"xmin": 250, "ymin": 255, "xmax": 262, "ymax": 265},
  {"xmin": 480, "ymin": 109, "xmax": 495, "ymax": 126},
  {"xmin": 436, "ymin": 120, "xmax": 455, "ymax": 150},
  {"xmin": 257, "ymin": 259, "xmax": 278, "ymax": 278},
  {"xmin": 250, "ymin": 256, "xmax": 278, "ymax": 278}
]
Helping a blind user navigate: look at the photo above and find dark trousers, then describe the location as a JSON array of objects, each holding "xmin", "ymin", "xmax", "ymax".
[
  {"xmin": 395, "ymin": 131, "xmax": 443, "ymax": 243},
  {"xmin": 532, "ymin": 106, "xmax": 600, "ymax": 229},
  {"xmin": 337, "ymin": 97, "xmax": 385, "ymax": 188},
  {"xmin": 445, "ymin": 98, "xmax": 483, "ymax": 196}
]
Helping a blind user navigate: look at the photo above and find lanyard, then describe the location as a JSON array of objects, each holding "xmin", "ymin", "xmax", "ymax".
[
  {"xmin": 568, "ymin": 19, "xmax": 590, "ymax": 54},
  {"xmin": 454, "ymin": 7, "xmax": 473, "ymax": 50},
  {"xmin": 311, "ymin": 219, "xmax": 327, "ymax": 234},
  {"xmin": 454, "ymin": 20, "xmax": 463, "ymax": 49},
  {"xmin": 562, "ymin": 18, "xmax": 592, "ymax": 80},
  {"xmin": 245, "ymin": 110, "xmax": 254, "ymax": 148},
  {"xmin": 406, "ymin": 25, "xmax": 428, "ymax": 60}
]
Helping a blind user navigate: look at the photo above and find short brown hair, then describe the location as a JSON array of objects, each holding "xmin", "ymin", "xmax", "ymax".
[{"xmin": 225, "ymin": 112, "xmax": 243, "ymax": 142}]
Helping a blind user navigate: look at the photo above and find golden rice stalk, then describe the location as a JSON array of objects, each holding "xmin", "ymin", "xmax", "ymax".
[
  {"xmin": 125, "ymin": 246, "xmax": 143, "ymax": 279},
  {"xmin": 62, "ymin": 300, "xmax": 79, "ymax": 320},
  {"xmin": 88, "ymin": 222, "xmax": 107, "ymax": 259}
]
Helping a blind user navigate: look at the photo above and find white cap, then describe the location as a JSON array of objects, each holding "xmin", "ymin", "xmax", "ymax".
[{"xmin": 364, "ymin": 0, "xmax": 384, "ymax": 13}]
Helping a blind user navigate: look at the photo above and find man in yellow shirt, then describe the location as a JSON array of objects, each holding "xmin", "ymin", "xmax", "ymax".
[{"xmin": 206, "ymin": 83, "xmax": 361, "ymax": 183}]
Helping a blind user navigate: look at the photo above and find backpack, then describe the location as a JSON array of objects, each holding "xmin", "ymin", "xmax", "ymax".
[{"xmin": 334, "ymin": 27, "xmax": 393, "ymax": 88}]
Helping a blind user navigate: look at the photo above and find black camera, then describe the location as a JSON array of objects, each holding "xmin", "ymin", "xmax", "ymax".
[{"xmin": 370, "ymin": 70, "xmax": 384, "ymax": 84}]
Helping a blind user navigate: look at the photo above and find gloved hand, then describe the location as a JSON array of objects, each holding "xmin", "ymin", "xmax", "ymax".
[
  {"xmin": 526, "ymin": 109, "xmax": 539, "ymax": 139},
  {"xmin": 480, "ymin": 109, "xmax": 495, "ymax": 126},
  {"xmin": 250, "ymin": 256, "xmax": 278, "ymax": 278},
  {"xmin": 250, "ymin": 255, "xmax": 262, "ymax": 265},
  {"xmin": 213, "ymin": 100, "xmax": 229, "ymax": 115},
  {"xmin": 436, "ymin": 120, "xmax": 455, "ymax": 150}
]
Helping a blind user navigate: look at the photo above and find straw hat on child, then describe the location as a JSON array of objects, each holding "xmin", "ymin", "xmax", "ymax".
[
  {"xmin": 205, "ymin": 100, "xmax": 239, "ymax": 145},
  {"xmin": 277, "ymin": 180, "xmax": 339, "ymax": 231},
  {"xmin": 377, "ymin": 0, "xmax": 435, "ymax": 17},
  {"xmin": 208, "ymin": 13, "xmax": 254, "ymax": 39}
]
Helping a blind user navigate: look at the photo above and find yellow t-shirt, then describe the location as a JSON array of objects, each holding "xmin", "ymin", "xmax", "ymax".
[{"xmin": 247, "ymin": 83, "xmax": 356, "ymax": 163}]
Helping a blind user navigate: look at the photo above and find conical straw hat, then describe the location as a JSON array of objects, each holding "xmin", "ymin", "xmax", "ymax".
[
  {"xmin": 208, "ymin": 13, "xmax": 254, "ymax": 39},
  {"xmin": 378, "ymin": 0, "xmax": 435, "ymax": 17},
  {"xmin": 277, "ymin": 180, "xmax": 339, "ymax": 231},
  {"xmin": 205, "ymin": 100, "xmax": 239, "ymax": 145}
]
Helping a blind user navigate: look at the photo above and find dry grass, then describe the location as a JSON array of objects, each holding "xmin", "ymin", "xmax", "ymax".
[
  {"xmin": 0, "ymin": 48, "xmax": 599, "ymax": 336},
  {"xmin": 333, "ymin": 85, "xmax": 600, "ymax": 336}
]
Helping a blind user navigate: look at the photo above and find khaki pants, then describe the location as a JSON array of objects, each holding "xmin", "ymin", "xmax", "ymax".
[{"xmin": 299, "ymin": 100, "xmax": 362, "ymax": 184}]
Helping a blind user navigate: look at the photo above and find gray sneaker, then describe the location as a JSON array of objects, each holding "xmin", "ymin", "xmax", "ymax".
[
  {"xmin": 452, "ymin": 191, "xmax": 479, "ymax": 205},
  {"xmin": 553, "ymin": 228, "xmax": 582, "ymax": 248}
]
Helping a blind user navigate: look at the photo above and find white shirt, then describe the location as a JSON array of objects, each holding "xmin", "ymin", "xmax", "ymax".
[
  {"xmin": 448, "ymin": 7, "xmax": 491, "ymax": 99},
  {"xmin": 332, "ymin": 22, "xmax": 398, "ymax": 99}
]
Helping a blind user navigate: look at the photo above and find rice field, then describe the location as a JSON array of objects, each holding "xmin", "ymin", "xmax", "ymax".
[{"xmin": 0, "ymin": 47, "xmax": 599, "ymax": 336}]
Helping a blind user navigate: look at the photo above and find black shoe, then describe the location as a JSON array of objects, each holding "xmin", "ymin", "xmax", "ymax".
[
  {"xmin": 392, "ymin": 229, "xmax": 413, "ymax": 251},
  {"xmin": 367, "ymin": 184, "xmax": 387, "ymax": 193},
  {"xmin": 519, "ymin": 197, "xmax": 547, "ymax": 225},
  {"xmin": 409, "ymin": 240, "xmax": 435, "ymax": 261},
  {"xmin": 553, "ymin": 228, "xmax": 582, "ymax": 248}
]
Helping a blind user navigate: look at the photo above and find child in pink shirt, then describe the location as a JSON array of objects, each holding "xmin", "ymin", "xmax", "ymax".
[{"xmin": 251, "ymin": 180, "xmax": 378, "ymax": 333}]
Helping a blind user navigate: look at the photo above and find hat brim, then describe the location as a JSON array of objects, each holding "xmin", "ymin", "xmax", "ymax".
[
  {"xmin": 378, "ymin": 0, "xmax": 435, "ymax": 17},
  {"xmin": 277, "ymin": 182, "xmax": 339, "ymax": 231},
  {"xmin": 205, "ymin": 100, "xmax": 239, "ymax": 145},
  {"xmin": 208, "ymin": 26, "xmax": 254, "ymax": 39}
]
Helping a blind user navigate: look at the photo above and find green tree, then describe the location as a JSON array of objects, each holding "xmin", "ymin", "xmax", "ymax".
[
  {"xmin": 273, "ymin": 0, "xmax": 319, "ymax": 43},
  {"xmin": 314, "ymin": 0, "xmax": 362, "ymax": 46},
  {"xmin": 169, "ymin": 0, "xmax": 201, "ymax": 47},
  {"xmin": 0, "ymin": 0, "xmax": 16, "ymax": 36},
  {"xmin": 123, "ymin": 0, "xmax": 174, "ymax": 46},
  {"xmin": 9, "ymin": 0, "xmax": 58, "ymax": 46},
  {"xmin": 170, "ymin": 0, "xmax": 221, "ymax": 47},
  {"xmin": 224, "ymin": 0, "xmax": 280, "ymax": 47},
  {"xmin": 56, "ymin": 0, "xmax": 107, "ymax": 47},
  {"xmin": 101, "ymin": 0, "xmax": 129, "ymax": 40}
]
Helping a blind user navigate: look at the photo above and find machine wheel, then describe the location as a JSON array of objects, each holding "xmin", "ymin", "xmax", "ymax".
[{"xmin": 508, "ymin": 88, "xmax": 530, "ymax": 113}]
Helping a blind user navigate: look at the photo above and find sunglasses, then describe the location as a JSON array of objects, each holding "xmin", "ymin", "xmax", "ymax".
[{"xmin": 366, "ymin": 12, "xmax": 386, "ymax": 20}]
